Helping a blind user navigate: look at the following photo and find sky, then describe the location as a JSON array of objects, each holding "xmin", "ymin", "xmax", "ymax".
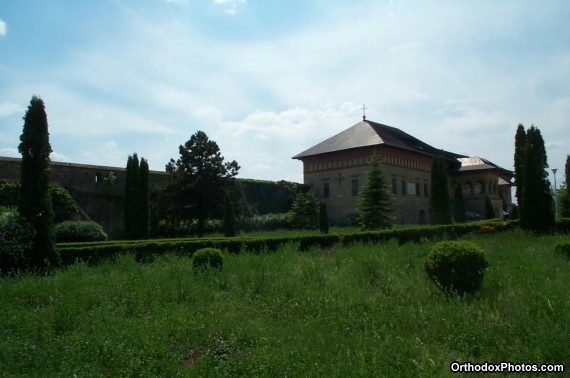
[{"xmin": 0, "ymin": 1, "xmax": 569, "ymax": 189}]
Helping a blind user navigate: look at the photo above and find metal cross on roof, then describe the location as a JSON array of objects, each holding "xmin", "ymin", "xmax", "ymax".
[{"xmin": 361, "ymin": 104, "xmax": 367, "ymax": 121}]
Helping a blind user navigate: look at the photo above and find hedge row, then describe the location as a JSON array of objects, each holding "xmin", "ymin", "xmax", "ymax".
[{"xmin": 57, "ymin": 220, "xmax": 520, "ymax": 265}]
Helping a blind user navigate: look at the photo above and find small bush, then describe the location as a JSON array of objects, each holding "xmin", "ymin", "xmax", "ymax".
[
  {"xmin": 55, "ymin": 221, "xmax": 108, "ymax": 243},
  {"xmin": 424, "ymin": 240, "xmax": 488, "ymax": 295},
  {"xmin": 193, "ymin": 248, "xmax": 224, "ymax": 271},
  {"xmin": 554, "ymin": 240, "xmax": 570, "ymax": 260},
  {"xmin": 0, "ymin": 212, "xmax": 35, "ymax": 274}
]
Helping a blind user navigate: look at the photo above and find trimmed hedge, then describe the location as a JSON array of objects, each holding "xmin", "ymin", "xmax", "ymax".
[
  {"xmin": 193, "ymin": 248, "xmax": 223, "ymax": 270},
  {"xmin": 425, "ymin": 240, "xmax": 488, "ymax": 295},
  {"xmin": 56, "ymin": 220, "xmax": 520, "ymax": 266},
  {"xmin": 55, "ymin": 221, "xmax": 108, "ymax": 243}
]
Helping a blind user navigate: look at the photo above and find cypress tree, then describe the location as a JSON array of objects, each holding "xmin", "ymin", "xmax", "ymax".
[
  {"xmin": 18, "ymin": 96, "xmax": 58, "ymax": 270},
  {"xmin": 484, "ymin": 195, "xmax": 495, "ymax": 219},
  {"xmin": 358, "ymin": 153, "xmax": 393, "ymax": 230},
  {"xmin": 452, "ymin": 182, "xmax": 466, "ymax": 223},
  {"xmin": 139, "ymin": 158, "xmax": 150, "ymax": 239},
  {"xmin": 223, "ymin": 190, "xmax": 237, "ymax": 237},
  {"xmin": 319, "ymin": 201, "xmax": 329, "ymax": 234},
  {"xmin": 558, "ymin": 155, "xmax": 570, "ymax": 217},
  {"xmin": 125, "ymin": 153, "xmax": 142, "ymax": 239},
  {"xmin": 124, "ymin": 155, "xmax": 134, "ymax": 239},
  {"xmin": 429, "ymin": 154, "xmax": 451, "ymax": 225},
  {"xmin": 514, "ymin": 124, "xmax": 526, "ymax": 223},
  {"xmin": 521, "ymin": 126, "xmax": 554, "ymax": 232}
]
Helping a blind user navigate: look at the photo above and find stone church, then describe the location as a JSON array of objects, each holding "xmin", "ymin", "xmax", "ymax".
[{"xmin": 292, "ymin": 118, "xmax": 513, "ymax": 224}]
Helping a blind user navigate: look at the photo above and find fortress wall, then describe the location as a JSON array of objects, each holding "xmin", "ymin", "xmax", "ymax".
[{"xmin": 0, "ymin": 157, "xmax": 169, "ymax": 238}]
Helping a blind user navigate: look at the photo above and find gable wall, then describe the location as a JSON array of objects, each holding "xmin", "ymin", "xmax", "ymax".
[
  {"xmin": 300, "ymin": 148, "xmax": 513, "ymax": 224},
  {"xmin": 301, "ymin": 146, "xmax": 434, "ymax": 224}
]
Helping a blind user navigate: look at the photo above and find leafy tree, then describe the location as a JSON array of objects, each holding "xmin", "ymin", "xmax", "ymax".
[
  {"xmin": 452, "ymin": 182, "xmax": 466, "ymax": 223},
  {"xmin": 0, "ymin": 181, "xmax": 78, "ymax": 223},
  {"xmin": 319, "ymin": 201, "xmax": 329, "ymax": 234},
  {"xmin": 165, "ymin": 131, "xmax": 240, "ymax": 237},
  {"xmin": 223, "ymin": 190, "xmax": 237, "ymax": 237},
  {"xmin": 287, "ymin": 190, "xmax": 319, "ymax": 229},
  {"xmin": 18, "ymin": 96, "xmax": 58, "ymax": 270},
  {"xmin": 124, "ymin": 154, "xmax": 150, "ymax": 239},
  {"xmin": 514, "ymin": 124, "xmax": 526, "ymax": 223},
  {"xmin": 520, "ymin": 126, "xmax": 554, "ymax": 232},
  {"xmin": 429, "ymin": 154, "xmax": 451, "ymax": 225},
  {"xmin": 357, "ymin": 153, "xmax": 393, "ymax": 230}
]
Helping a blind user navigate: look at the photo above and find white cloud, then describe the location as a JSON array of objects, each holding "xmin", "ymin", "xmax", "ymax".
[
  {"xmin": 0, "ymin": 102, "xmax": 23, "ymax": 117},
  {"xmin": 0, "ymin": 20, "xmax": 6, "ymax": 37},
  {"xmin": 213, "ymin": 0, "xmax": 246, "ymax": 15},
  {"xmin": 0, "ymin": 147, "xmax": 18, "ymax": 157}
]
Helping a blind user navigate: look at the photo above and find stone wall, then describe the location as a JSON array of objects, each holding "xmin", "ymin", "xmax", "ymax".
[{"xmin": 0, "ymin": 157, "xmax": 169, "ymax": 238}]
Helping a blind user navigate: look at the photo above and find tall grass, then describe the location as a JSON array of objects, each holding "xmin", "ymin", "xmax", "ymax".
[{"xmin": 1, "ymin": 230, "xmax": 568, "ymax": 377}]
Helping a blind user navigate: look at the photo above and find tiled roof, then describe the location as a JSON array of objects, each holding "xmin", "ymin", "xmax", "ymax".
[
  {"xmin": 456, "ymin": 157, "xmax": 508, "ymax": 172},
  {"xmin": 292, "ymin": 120, "xmax": 464, "ymax": 160}
]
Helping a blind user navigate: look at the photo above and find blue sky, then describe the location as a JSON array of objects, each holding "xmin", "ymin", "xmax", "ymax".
[{"xmin": 1, "ymin": 1, "xmax": 569, "ymax": 189}]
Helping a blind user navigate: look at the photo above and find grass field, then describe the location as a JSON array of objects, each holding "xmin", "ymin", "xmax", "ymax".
[{"xmin": 1, "ymin": 230, "xmax": 569, "ymax": 377}]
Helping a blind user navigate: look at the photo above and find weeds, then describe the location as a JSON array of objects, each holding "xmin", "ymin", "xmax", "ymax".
[{"xmin": 0, "ymin": 231, "xmax": 568, "ymax": 376}]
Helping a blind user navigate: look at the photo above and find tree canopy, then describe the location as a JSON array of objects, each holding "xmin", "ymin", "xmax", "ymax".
[
  {"xmin": 18, "ymin": 96, "xmax": 58, "ymax": 269},
  {"xmin": 357, "ymin": 153, "xmax": 393, "ymax": 230},
  {"xmin": 124, "ymin": 153, "xmax": 150, "ymax": 240},
  {"xmin": 165, "ymin": 131, "xmax": 239, "ymax": 236},
  {"xmin": 514, "ymin": 124, "xmax": 526, "ymax": 223},
  {"xmin": 429, "ymin": 154, "xmax": 451, "ymax": 225},
  {"xmin": 519, "ymin": 125, "xmax": 554, "ymax": 232}
]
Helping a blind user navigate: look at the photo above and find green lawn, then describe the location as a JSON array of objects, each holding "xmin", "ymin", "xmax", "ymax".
[{"xmin": 1, "ymin": 230, "xmax": 569, "ymax": 377}]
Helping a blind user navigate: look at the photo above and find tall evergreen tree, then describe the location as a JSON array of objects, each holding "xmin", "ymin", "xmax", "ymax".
[
  {"xmin": 18, "ymin": 96, "xmax": 58, "ymax": 269},
  {"xmin": 287, "ymin": 190, "xmax": 319, "ymax": 229},
  {"xmin": 452, "ymin": 182, "xmax": 466, "ymax": 223},
  {"xmin": 124, "ymin": 153, "xmax": 149, "ymax": 239},
  {"xmin": 521, "ymin": 126, "xmax": 554, "ymax": 232},
  {"xmin": 560, "ymin": 155, "xmax": 570, "ymax": 217},
  {"xmin": 319, "ymin": 201, "xmax": 329, "ymax": 234},
  {"xmin": 139, "ymin": 158, "xmax": 150, "ymax": 239},
  {"xmin": 429, "ymin": 154, "xmax": 451, "ymax": 225},
  {"xmin": 357, "ymin": 153, "xmax": 393, "ymax": 230},
  {"xmin": 514, "ymin": 124, "xmax": 526, "ymax": 223},
  {"xmin": 165, "ymin": 131, "xmax": 240, "ymax": 237},
  {"xmin": 484, "ymin": 195, "xmax": 495, "ymax": 219},
  {"xmin": 223, "ymin": 190, "xmax": 237, "ymax": 237}
]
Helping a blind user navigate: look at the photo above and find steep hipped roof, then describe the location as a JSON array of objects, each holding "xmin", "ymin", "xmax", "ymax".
[
  {"xmin": 292, "ymin": 120, "xmax": 464, "ymax": 160},
  {"xmin": 456, "ymin": 157, "xmax": 499, "ymax": 171}
]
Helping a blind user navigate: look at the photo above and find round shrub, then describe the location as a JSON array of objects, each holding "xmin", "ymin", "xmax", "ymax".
[
  {"xmin": 54, "ymin": 220, "xmax": 108, "ymax": 243},
  {"xmin": 193, "ymin": 248, "xmax": 223, "ymax": 271},
  {"xmin": 0, "ymin": 212, "xmax": 35, "ymax": 274},
  {"xmin": 424, "ymin": 240, "xmax": 488, "ymax": 295}
]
